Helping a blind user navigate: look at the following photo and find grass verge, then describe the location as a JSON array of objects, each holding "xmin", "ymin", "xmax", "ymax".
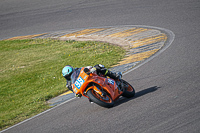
[{"xmin": 0, "ymin": 39, "xmax": 125, "ymax": 130}]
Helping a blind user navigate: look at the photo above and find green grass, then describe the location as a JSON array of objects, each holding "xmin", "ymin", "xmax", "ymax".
[{"xmin": 0, "ymin": 39, "xmax": 125, "ymax": 130}]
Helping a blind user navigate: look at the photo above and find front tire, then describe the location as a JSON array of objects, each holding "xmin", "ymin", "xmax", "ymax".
[
  {"xmin": 121, "ymin": 79, "xmax": 135, "ymax": 98},
  {"xmin": 87, "ymin": 89, "xmax": 114, "ymax": 108}
]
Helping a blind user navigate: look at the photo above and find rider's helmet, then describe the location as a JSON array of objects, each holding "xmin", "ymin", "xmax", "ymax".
[{"xmin": 62, "ymin": 65, "xmax": 74, "ymax": 80}]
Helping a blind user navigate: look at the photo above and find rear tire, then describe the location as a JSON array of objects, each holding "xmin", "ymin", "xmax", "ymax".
[
  {"xmin": 87, "ymin": 89, "xmax": 114, "ymax": 108},
  {"xmin": 121, "ymin": 79, "xmax": 135, "ymax": 98}
]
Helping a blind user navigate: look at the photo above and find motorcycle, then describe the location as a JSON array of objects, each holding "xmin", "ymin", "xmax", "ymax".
[{"xmin": 71, "ymin": 67, "xmax": 135, "ymax": 108}]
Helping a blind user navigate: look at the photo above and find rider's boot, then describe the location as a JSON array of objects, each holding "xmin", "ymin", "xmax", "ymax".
[
  {"xmin": 107, "ymin": 71, "xmax": 123, "ymax": 91},
  {"xmin": 106, "ymin": 70, "xmax": 122, "ymax": 80},
  {"xmin": 75, "ymin": 94, "xmax": 82, "ymax": 98}
]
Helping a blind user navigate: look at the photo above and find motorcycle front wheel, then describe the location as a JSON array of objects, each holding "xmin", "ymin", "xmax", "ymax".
[
  {"xmin": 121, "ymin": 79, "xmax": 135, "ymax": 98},
  {"xmin": 87, "ymin": 89, "xmax": 114, "ymax": 108}
]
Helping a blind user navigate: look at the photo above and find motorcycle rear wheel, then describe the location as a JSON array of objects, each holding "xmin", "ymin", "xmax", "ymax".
[
  {"xmin": 121, "ymin": 79, "xmax": 135, "ymax": 98},
  {"xmin": 87, "ymin": 89, "xmax": 114, "ymax": 108}
]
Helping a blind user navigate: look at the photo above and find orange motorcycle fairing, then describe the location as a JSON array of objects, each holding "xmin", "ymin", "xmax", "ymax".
[{"xmin": 71, "ymin": 67, "xmax": 126, "ymax": 107}]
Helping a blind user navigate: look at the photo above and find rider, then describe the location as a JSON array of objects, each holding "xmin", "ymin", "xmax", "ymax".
[{"xmin": 62, "ymin": 64, "xmax": 121, "ymax": 94}]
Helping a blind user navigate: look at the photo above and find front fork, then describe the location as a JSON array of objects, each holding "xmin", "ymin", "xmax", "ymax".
[{"xmin": 116, "ymin": 79, "xmax": 125, "ymax": 93}]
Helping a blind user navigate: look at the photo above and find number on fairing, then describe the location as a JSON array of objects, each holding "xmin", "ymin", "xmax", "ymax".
[
  {"xmin": 108, "ymin": 79, "xmax": 114, "ymax": 85},
  {"xmin": 75, "ymin": 77, "xmax": 85, "ymax": 89}
]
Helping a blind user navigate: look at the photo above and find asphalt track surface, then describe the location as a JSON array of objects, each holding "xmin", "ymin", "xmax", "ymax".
[{"xmin": 1, "ymin": 0, "xmax": 200, "ymax": 133}]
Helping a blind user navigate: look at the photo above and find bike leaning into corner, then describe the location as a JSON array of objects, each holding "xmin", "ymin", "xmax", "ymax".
[{"xmin": 70, "ymin": 67, "xmax": 135, "ymax": 108}]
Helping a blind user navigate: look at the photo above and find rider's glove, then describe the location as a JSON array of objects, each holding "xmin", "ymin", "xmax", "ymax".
[{"xmin": 117, "ymin": 72, "xmax": 122, "ymax": 79}]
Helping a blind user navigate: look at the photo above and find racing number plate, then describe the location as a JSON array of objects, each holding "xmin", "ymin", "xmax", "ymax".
[
  {"xmin": 75, "ymin": 77, "xmax": 85, "ymax": 89},
  {"xmin": 108, "ymin": 79, "xmax": 114, "ymax": 85}
]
